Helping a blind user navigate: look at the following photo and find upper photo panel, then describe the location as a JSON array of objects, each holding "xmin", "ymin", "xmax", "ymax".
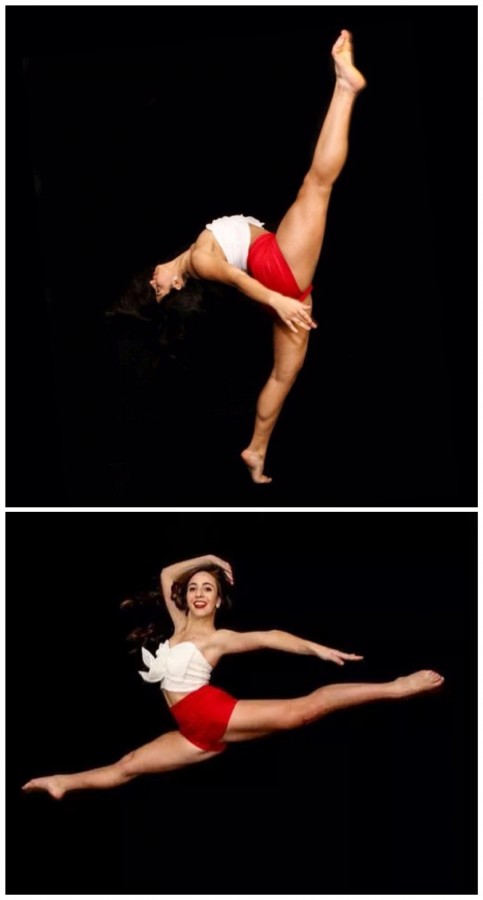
[{"xmin": 9, "ymin": 6, "xmax": 476, "ymax": 506}]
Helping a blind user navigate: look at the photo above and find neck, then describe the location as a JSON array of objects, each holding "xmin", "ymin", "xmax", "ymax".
[
  {"xmin": 184, "ymin": 615, "xmax": 216, "ymax": 636},
  {"xmin": 174, "ymin": 248, "xmax": 197, "ymax": 280}
]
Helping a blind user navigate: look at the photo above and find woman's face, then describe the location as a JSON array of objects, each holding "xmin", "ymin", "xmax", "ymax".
[
  {"xmin": 149, "ymin": 265, "xmax": 185, "ymax": 302},
  {"xmin": 186, "ymin": 571, "xmax": 220, "ymax": 618}
]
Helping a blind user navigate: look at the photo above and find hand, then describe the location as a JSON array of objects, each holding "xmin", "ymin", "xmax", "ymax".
[
  {"xmin": 207, "ymin": 555, "xmax": 234, "ymax": 585},
  {"xmin": 313, "ymin": 644, "xmax": 364, "ymax": 666},
  {"xmin": 269, "ymin": 293, "xmax": 318, "ymax": 334}
]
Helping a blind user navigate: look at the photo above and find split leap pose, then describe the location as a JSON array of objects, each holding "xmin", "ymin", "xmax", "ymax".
[
  {"xmin": 148, "ymin": 30, "xmax": 366, "ymax": 483},
  {"xmin": 22, "ymin": 555, "xmax": 444, "ymax": 799}
]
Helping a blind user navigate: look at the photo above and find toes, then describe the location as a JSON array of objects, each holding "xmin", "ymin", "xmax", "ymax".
[{"xmin": 336, "ymin": 29, "xmax": 352, "ymax": 47}]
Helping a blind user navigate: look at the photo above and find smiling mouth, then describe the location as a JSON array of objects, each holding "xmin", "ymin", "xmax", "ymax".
[{"xmin": 193, "ymin": 601, "xmax": 207, "ymax": 608}]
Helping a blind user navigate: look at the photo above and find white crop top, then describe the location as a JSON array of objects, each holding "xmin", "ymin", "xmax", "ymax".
[
  {"xmin": 138, "ymin": 640, "xmax": 213, "ymax": 693},
  {"xmin": 206, "ymin": 214, "xmax": 265, "ymax": 271}
]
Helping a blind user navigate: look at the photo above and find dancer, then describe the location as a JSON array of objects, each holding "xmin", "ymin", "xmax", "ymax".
[
  {"xmin": 22, "ymin": 554, "xmax": 444, "ymax": 799},
  {"xmin": 145, "ymin": 30, "xmax": 366, "ymax": 483}
]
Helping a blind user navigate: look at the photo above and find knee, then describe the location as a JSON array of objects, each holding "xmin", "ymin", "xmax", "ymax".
[
  {"xmin": 279, "ymin": 703, "xmax": 301, "ymax": 730},
  {"xmin": 272, "ymin": 357, "xmax": 304, "ymax": 385},
  {"xmin": 118, "ymin": 751, "xmax": 138, "ymax": 778},
  {"xmin": 297, "ymin": 694, "xmax": 328, "ymax": 728},
  {"xmin": 279, "ymin": 699, "xmax": 317, "ymax": 731},
  {"xmin": 304, "ymin": 170, "xmax": 334, "ymax": 193}
]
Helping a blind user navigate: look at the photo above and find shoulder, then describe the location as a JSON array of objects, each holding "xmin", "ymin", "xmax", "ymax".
[
  {"xmin": 192, "ymin": 229, "xmax": 224, "ymax": 257},
  {"xmin": 191, "ymin": 249, "xmax": 241, "ymax": 285},
  {"xmin": 210, "ymin": 629, "xmax": 236, "ymax": 650},
  {"xmin": 193, "ymin": 229, "xmax": 217, "ymax": 248}
]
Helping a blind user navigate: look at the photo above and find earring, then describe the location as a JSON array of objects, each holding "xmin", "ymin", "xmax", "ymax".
[{"xmin": 216, "ymin": 600, "xmax": 221, "ymax": 609}]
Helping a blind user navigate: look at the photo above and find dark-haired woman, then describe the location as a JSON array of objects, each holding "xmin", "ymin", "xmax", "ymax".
[
  {"xmin": 22, "ymin": 554, "xmax": 444, "ymax": 799},
  {"xmin": 144, "ymin": 30, "xmax": 366, "ymax": 483}
]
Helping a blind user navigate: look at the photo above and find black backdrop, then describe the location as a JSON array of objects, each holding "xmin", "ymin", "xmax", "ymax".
[
  {"xmin": 8, "ymin": 6, "xmax": 476, "ymax": 506},
  {"xmin": 8, "ymin": 512, "xmax": 476, "ymax": 893}
]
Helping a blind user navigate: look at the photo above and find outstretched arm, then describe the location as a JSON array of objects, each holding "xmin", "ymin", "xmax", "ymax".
[
  {"xmin": 216, "ymin": 629, "xmax": 364, "ymax": 666},
  {"xmin": 160, "ymin": 555, "xmax": 234, "ymax": 628},
  {"xmin": 191, "ymin": 249, "xmax": 316, "ymax": 334}
]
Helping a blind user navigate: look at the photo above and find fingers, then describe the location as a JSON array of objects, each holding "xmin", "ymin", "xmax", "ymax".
[
  {"xmin": 277, "ymin": 295, "xmax": 318, "ymax": 333},
  {"xmin": 295, "ymin": 309, "xmax": 316, "ymax": 330},
  {"xmin": 284, "ymin": 317, "xmax": 312, "ymax": 334},
  {"xmin": 301, "ymin": 310, "xmax": 317, "ymax": 328},
  {"xmin": 284, "ymin": 314, "xmax": 317, "ymax": 333},
  {"xmin": 215, "ymin": 557, "xmax": 234, "ymax": 584},
  {"xmin": 223, "ymin": 564, "xmax": 234, "ymax": 584},
  {"xmin": 322, "ymin": 647, "xmax": 365, "ymax": 665},
  {"xmin": 331, "ymin": 652, "xmax": 365, "ymax": 665}
]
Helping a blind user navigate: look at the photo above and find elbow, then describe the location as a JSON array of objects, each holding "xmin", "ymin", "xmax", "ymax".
[
  {"xmin": 229, "ymin": 268, "xmax": 244, "ymax": 290},
  {"xmin": 265, "ymin": 628, "xmax": 282, "ymax": 648}
]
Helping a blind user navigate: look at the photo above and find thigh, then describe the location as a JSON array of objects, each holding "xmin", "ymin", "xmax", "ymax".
[
  {"xmin": 272, "ymin": 298, "xmax": 312, "ymax": 377},
  {"xmin": 122, "ymin": 729, "xmax": 220, "ymax": 775},
  {"xmin": 276, "ymin": 176, "xmax": 332, "ymax": 289},
  {"xmin": 221, "ymin": 698, "xmax": 304, "ymax": 743}
]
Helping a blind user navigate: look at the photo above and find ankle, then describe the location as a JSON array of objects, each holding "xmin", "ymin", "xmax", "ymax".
[
  {"xmin": 243, "ymin": 446, "xmax": 265, "ymax": 458},
  {"xmin": 334, "ymin": 79, "xmax": 359, "ymax": 99},
  {"xmin": 386, "ymin": 679, "xmax": 404, "ymax": 699}
]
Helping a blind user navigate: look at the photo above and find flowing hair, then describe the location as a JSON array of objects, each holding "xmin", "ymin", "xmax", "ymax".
[
  {"xmin": 120, "ymin": 564, "xmax": 233, "ymax": 655},
  {"xmin": 106, "ymin": 263, "xmax": 228, "ymax": 360}
]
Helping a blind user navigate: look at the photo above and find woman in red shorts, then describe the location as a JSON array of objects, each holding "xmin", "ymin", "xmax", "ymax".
[
  {"xmin": 22, "ymin": 554, "xmax": 444, "ymax": 799},
  {"xmin": 147, "ymin": 30, "xmax": 366, "ymax": 484}
]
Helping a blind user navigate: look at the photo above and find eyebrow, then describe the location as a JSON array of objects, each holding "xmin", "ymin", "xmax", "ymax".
[{"xmin": 188, "ymin": 581, "xmax": 214, "ymax": 587}]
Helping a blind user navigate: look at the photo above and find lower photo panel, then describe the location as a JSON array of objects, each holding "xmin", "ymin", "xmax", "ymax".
[{"xmin": 8, "ymin": 511, "xmax": 476, "ymax": 894}]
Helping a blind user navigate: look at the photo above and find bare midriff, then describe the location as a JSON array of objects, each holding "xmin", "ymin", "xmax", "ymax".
[
  {"xmin": 248, "ymin": 222, "xmax": 270, "ymax": 244},
  {"xmin": 163, "ymin": 689, "xmax": 192, "ymax": 708}
]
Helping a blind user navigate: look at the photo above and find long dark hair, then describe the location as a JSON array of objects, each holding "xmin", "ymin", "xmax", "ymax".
[
  {"xmin": 106, "ymin": 263, "xmax": 228, "ymax": 363},
  {"xmin": 121, "ymin": 564, "xmax": 233, "ymax": 654}
]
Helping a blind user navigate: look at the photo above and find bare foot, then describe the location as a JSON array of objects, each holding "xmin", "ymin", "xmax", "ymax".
[
  {"xmin": 332, "ymin": 29, "xmax": 367, "ymax": 93},
  {"xmin": 241, "ymin": 449, "xmax": 273, "ymax": 484},
  {"xmin": 21, "ymin": 775, "xmax": 67, "ymax": 800},
  {"xmin": 392, "ymin": 670, "xmax": 445, "ymax": 699}
]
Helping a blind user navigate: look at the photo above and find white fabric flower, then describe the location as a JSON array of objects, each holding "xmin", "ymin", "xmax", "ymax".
[{"xmin": 138, "ymin": 641, "xmax": 169, "ymax": 683}]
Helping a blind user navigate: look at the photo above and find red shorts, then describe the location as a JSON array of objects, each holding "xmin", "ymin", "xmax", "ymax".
[
  {"xmin": 247, "ymin": 232, "xmax": 313, "ymax": 302},
  {"xmin": 169, "ymin": 685, "xmax": 238, "ymax": 753}
]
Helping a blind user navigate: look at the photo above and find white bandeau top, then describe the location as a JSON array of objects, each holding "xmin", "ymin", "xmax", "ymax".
[
  {"xmin": 206, "ymin": 214, "xmax": 265, "ymax": 271},
  {"xmin": 138, "ymin": 640, "xmax": 213, "ymax": 693}
]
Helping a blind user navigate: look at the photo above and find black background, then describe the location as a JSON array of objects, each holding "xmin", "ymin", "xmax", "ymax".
[
  {"xmin": 8, "ymin": 5, "xmax": 476, "ymax": 507},
  {"xmin": 8, "ymin": 512, "xmax": 476, "ymax": 893}
]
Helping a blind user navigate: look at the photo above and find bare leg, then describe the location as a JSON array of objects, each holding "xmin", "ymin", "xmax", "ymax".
[
  {"xmin": 276, "ymin": 29, "xmax": 367, "ymax": 290},
  {"xmin": 241, "ymin": 32, "xmax": 366, "ymax": 482},
  {"xmin": 21, "ymin": 730, "xmax": 219, "ymax": 800},
  {"xmin": 241, "ymin": 300, "xmax": 311, "ymax": 483},
  {"xmin": 222, "ymin": 671, "xmax": 445, "ymax": 742}
]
